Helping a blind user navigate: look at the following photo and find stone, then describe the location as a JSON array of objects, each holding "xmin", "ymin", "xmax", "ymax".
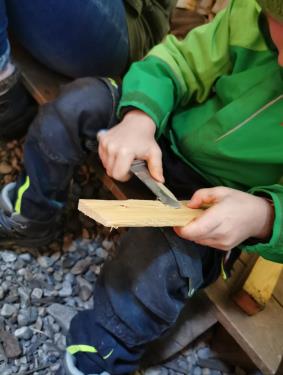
[
  {"xmin": 77, "ymin": 276, "xmax": 93, "ymax": 302},
  {"xmin": 19, "ymin": 253, "xmax": 33, "ymax": 262},
  {"xmin": 0, "ymin": 162, "xmax": 13, "ymax": 174},
  {"xmin": 18, "ymin": 287, "xmax": 30, "ymax": 306},
  {"xmin": 96, "ymin": 247, "xmax": 108, "ymax": 259},
  {"xmin": 71, "ymin": 257, "xmax": 92, "ymax": 275},
  {"xmin": 47, "ymin": 304, "xmax": 77, "ymax": 333},
  {"xmin": 0, "ymin": 286, "xmax": 5, "ymax": 300},
  {"xmin": 17, "ymin": 307, "xmax": 38, "ymax": 326},
  {"xmin": 14, "ymin": 327, "xmax": 33, "ymax": 340},
  {"xmin": 144, "ymin": 368, "xmax": 162, "ymax": 375},
  {"xmin": 1, "ymin": 304, "xmax": 17, "ymax": 318},
  {"xmin": 31, "ymin": 288, "xmax": 43, "ymax": 300},
  {"xmin": 37, "ymin": 256, "xmax": 55, "ymax": 268},
  {"xmin": 197, "ymin": 346, "xmax": 214, "ymax": 359},
  {"xmin": 59, "ymin": 281, "xmax": 73, "ymax": 297},
  {"xmin": 0, "ymin": 330, "xmax": 21, "ymax": 358},
  {"xmin": 1, "ymin": 251, "xmax": 17, "ymax": 263}
]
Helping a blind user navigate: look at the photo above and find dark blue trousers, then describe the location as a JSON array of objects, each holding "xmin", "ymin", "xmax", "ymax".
[{"xmin": 1, "ymin": 0, "xmax": 129, "ymax": 77}]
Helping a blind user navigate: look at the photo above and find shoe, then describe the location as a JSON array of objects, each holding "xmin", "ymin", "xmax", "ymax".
[
  {"xmin": 0, "ymin": 67, "xmax": 38, "ymax": 140},
  {"xmin": 55, "ymin": 352, "xmax": 110, "ymax": 375},
  {"xmin": 0, "ymin": 182, "xmax": 62, "ymax": 247}
]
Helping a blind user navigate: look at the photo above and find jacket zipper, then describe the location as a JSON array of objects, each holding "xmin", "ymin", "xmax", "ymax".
[{"xmin": 215, "ymin": 94, "xmax": 283, "ymax": 142}]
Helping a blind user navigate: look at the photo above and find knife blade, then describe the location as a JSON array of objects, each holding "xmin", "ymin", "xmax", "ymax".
[{"xmin": 130, "ymin": 160, "xmax": 181, "ymax": 208}]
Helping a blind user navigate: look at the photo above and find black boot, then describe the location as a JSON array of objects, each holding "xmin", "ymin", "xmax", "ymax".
[
  {"xmin": 0, "ymin": 67, "xmax": 38, "ymax": 139},
  {"xmin": 0, "ymin": 182, "xmax": 62, "ymax": 247}
]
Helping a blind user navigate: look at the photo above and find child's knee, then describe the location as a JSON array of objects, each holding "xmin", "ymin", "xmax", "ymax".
[{"xmin": 26, "ymin": 77, "xmax": 120, "ymax": 162}]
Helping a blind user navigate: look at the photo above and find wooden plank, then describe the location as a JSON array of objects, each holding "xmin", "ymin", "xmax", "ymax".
[
  {"xmin": 205, "ymin": 262, "xmax": 283, "ymax": 375},
  {"xmin": 78, "ymin": 199, "xmax": 204, "ymax": 227}
]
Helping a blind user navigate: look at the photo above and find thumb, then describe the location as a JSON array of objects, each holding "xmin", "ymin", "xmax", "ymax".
[{"xmin": 188, "ymin": 187, "xmax": 226, "ymax": 208}]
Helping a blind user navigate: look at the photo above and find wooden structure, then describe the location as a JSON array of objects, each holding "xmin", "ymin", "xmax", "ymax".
[
  {"xmin": 13, "ymin": 43, "xmax": 283, "ymax": 375},
  {"xmin": 234, "ymin": 257, "xmax": 283, "ymax": 315}
]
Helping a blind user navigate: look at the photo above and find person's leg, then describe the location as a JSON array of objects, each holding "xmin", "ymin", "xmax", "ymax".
[
  {"xmin": 63, "ymin": 227, "xmax": 223, "ymax": 375},
  {"xmin": 0, "ymin": 77, "xmax": 120, "ymax": 246},
  {"xmin": 0, "ymin": 1, "xmax": 37, "ymax": 139},
  {"xmin": 7, "ymin": 0, "xmax": 129, "ymax": 77}
]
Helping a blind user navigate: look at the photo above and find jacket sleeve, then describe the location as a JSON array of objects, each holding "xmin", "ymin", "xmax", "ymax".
[
  {"xmin": 118, "ymin": 2, "xmax": 233, "ymax": 136},
  {"xmin": 241, "ymin": 185, "xmax": 283, "ymax": 264}
]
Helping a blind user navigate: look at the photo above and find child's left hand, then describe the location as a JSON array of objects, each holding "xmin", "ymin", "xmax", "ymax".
[{"xmin": 174, "ymin": 187, "xmax": 274, "ymax": 251}]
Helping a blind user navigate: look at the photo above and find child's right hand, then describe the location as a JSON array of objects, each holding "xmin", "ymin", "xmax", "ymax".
[{"xmin": 97, "ymin": 109, "xmax": 164, "ymax": 182}]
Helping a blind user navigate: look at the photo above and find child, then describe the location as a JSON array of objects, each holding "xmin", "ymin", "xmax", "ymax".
[{"xmin": 0, "ymin": 0, "xmax": 282, "ymax": 374}]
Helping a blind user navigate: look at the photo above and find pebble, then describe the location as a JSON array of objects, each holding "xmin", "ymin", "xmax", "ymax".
[
  {"xmin": 14, "ymin": 327, "xmax": 33, "ymax": 340},
  {"xmin": 0, "ymin": 286, "xmax": 5, "ymax": 300},
  {"xmin": 37, "ymin": 256, "xmax": 55, "ymax": 268},
  {"xmin": 71, "ymin": 257, "xmax": 93, "ymax": 275},
  {"xmin": 59, "ymin": 281, "xmax": 73, "ymax": 297},
  {"xmin": 77, "ymin": 276, "xmax": 93, "ymax": 301},
  {"xmin": 31, "ymin": 288, "xmax": 43, "ymax": 300},
  {"xmin": 1, "ymin": 304, "xmax": 17, "ymax": 317},
  {"xmin": 96, "ymin": 246, "xmax": 109, "ymax": 259},
  {"xmin": 47, "ymin": 304, "xmax": 77, "ymax": 333},
  {"xmin": 1, "ymin": 251, "xmax": 17, "ymax": 263}
]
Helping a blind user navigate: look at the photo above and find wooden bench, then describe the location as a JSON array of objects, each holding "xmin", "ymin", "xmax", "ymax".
[{"xmin": 13, "ymin": 44, "xmax": 283, "ymax": 375}]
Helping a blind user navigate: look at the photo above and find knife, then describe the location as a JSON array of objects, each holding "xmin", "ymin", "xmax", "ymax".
[{"xmin": 130, "ymin": 160, "xmax": 181, "ymax": 209}]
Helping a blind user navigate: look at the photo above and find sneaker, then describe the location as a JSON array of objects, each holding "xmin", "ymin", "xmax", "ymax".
[
  {"xmin": 0, "ymin": 67, "xmax": 37, "ymax": 140},
  {"xmin": 55, "ymin": 352, "xmax": 110, "ymax": 375},
  {"xmin": 0, "ymin": 182, "xmax": 62, "ymax": 247}
]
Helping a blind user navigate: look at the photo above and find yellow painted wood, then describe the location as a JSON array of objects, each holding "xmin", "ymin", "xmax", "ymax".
[
  {"xmin": 243, "ymin": 257, "xmax": 283, "ymax": 307},
  {"xmin": 78, "ymin": 199, "xmax": 204, "ymax": 227}
]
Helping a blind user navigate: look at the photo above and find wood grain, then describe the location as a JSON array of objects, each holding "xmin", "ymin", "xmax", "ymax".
[{"xmin": 78, "ymin": 199, "xmax": 204, "ymax": 227}]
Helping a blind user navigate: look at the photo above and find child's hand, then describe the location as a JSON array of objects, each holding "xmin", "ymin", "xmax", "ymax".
[
  {"xmin": 174, "ymin": 187, "xmax": 274, "ymax": 251},
  {"xmin": 97, "ymin": 109, "xmax": 164, "ymax": 182}
]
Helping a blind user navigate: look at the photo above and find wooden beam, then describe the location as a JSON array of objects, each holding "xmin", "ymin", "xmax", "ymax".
[
  {"xmin": 78, "ymin": 199, "xmax": 204, "ymax": 227},
  {"xmin": 205, "ymin": 261, "xmax": 283, "ymax": 375},
  {"xmin": 233, "ymin": 257, "xmax": 283, "ymax": 315}
]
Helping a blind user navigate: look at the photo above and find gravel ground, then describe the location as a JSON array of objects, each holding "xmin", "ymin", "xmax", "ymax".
[{"xmin": 0, "ymin": 140, "xmax": 262, "ymax": 375}]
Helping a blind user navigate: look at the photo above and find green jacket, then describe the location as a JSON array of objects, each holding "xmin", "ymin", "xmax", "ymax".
[
  {"xmin": 124, "ymin": 0, "xmax": 177, "ymax": 61},
  {"xmin": 119, "ymin": 0, "xmax": 283, "ymax": 263}
]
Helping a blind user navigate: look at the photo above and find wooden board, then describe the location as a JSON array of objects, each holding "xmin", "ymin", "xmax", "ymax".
[
  {"xmin": 205, "ymin": 262, "xmax": 283, "ymax": 375},
  {"xmin": 78, "ymin": 199, "xmax": 204, "ymax": 227}
]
